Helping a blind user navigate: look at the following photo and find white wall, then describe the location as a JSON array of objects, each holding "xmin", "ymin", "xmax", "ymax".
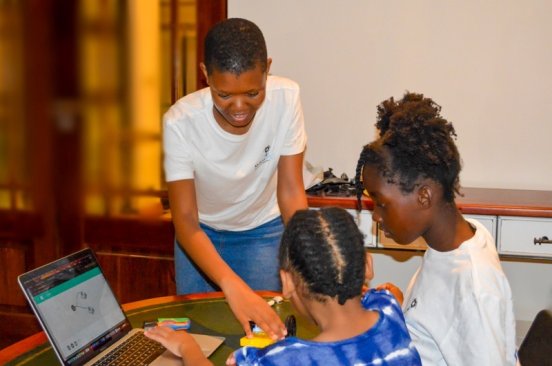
[
  {"xmin": 229, "ymin": 0, "xmax": 552, "ymax": 191},
  {"xmin": 230, "ymin": 0, "xmax": 552, "ymax": 324}
]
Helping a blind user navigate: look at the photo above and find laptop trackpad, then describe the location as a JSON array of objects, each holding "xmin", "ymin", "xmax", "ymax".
[
  {"xmin": 150, "ymin": 350, "xmax": 183, "ymax": 366},
  {"xmin": 190, "ymin": 333, "xmax": 225, "ymax": 357},
  {"xmin": 150, "ymin": 333, "xmax": 225, "ymax": 365}
]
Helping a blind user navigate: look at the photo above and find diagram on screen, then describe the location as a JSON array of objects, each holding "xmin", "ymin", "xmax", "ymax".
[
  {"xmin": 70, "ymin": 291, "xmax": 95, "ymax": 314},
  {"xmin": 38, "ymin": 273, "xmax": 124, "ymax": 358}
]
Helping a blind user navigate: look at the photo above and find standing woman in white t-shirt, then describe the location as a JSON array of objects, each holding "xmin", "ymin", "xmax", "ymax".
[{"xmin": 163, "ymin": 18, "xmax": 308, "ymax": 340}]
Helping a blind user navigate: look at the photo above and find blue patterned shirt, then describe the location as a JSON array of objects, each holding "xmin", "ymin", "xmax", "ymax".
[{"xmin": 233, "ymin": 289, "xmax": 421, "ymax": 365}]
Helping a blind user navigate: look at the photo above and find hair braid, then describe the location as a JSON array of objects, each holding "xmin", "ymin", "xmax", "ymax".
[{"xmin": 280, "ymin": 207, "xmax": 366, "ymax": 305}]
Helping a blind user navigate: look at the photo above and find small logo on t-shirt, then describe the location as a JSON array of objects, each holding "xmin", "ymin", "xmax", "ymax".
[
  {"xmin": 405, "ymin": 298, "xmax": 417, "ymax": 312},
  {"xmin": 254, "ymin": 145, "xmax": 272, "ymax": 169}
]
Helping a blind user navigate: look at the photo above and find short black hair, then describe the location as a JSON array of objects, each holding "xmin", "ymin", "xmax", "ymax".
[
  {"xmin": 355, "ymin": 92, "xmax": 462, "ymax": 207},
  {"xmin": 204, "ymin": 18, "xmax": 268, "ymax": 75},
  {"xmin": 279, "ymin": 207, "xmax": 366, "ymax": 306}
]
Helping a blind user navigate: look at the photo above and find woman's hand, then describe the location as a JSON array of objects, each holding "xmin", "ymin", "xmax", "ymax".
[
  {"xmin": 144, "ymin": 326, "xmax": 212, "ymax": 366},
  {"xmin": 222, "ymin": 278, "xmax": 286, "ymax": 340}
]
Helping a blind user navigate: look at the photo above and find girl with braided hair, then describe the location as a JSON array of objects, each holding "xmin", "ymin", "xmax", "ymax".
[
  {"xmin": 355, "ymin": 92, "xmax": 518, "ymax": 365},
  {"xmin": 146, "ymin": 207, "xmax": 421, "ymax": 365},
  {"xmin": 230, "ymin": 207, "xmax": 421, "ymax": 365}
]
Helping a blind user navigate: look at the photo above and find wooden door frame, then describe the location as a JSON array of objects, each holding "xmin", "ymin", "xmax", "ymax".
[{"xmin": 196, "ymin": 0, "xmax": 227, "ymax": 91}]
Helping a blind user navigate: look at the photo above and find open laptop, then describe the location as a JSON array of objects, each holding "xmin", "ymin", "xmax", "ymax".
[{"xmin": 18, "ymin": 247, "xmax": 225, "ymax": 366}]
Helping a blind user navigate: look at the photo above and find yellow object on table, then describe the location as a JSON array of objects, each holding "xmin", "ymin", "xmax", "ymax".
[{"xmin": 239, "ymin": 333, "xmax": 275, "ymax": 348}]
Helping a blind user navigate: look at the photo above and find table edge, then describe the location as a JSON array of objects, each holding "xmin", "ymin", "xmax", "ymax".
[{"xmin": 0, "ymin": 291, "xmax": 281, "ymax": 363}]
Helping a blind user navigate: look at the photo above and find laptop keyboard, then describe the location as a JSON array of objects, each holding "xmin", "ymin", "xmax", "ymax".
[{"xmin": 92, "ymin": 331, "xmax": 166, "ymax": 366}]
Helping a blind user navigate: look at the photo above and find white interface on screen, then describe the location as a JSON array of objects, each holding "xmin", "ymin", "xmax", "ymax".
[{"xmin": 32, "ymin": 267, "xmax": 125, "ymax": 359}]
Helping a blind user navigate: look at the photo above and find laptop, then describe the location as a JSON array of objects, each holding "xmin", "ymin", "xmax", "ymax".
[{"xmin": 18, "ymin": 247, "xmax": 225, "ymax": 366}]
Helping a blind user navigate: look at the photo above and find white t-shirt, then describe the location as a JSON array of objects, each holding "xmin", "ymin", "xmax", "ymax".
[
  {"xmin": 163, "ymin": 75, "xmax": 307, "ymax": 230},
  {"xmin": 402, "ymin": 218, "xmax": 517, "ymax": 366}
]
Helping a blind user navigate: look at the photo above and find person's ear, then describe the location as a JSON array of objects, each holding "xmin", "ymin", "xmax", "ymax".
[
  {"xmin": 364, "ymin": 252, "xmax": 374, "ymax": 282},
  {"xmin": 199, "ymin": 62, "xmax": 209, "ymax": 85},
  {"xmin": 266, "ymin": 58, "xmax": 272, "ymax": 75},
  {"xmin": 280, "ymin": 270, "xmax": 296, "ymax": 299},
  {"xmin": 418, "ymin": 184, "xmax": 432, "ymax": 209}
]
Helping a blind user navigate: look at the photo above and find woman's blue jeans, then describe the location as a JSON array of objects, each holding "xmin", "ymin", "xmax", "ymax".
[{"xmin": 174, "ymin": 216, "xmax": 284, "ymax": 295}]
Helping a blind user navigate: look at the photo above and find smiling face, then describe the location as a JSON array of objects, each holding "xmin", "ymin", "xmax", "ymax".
[
  {"xmin": 202, "ymin": 60, "xmax": 271, "ymax": 135},
  {"xmin": 362, "ymin": 164, "xmax": 430, "ymax": 245}
]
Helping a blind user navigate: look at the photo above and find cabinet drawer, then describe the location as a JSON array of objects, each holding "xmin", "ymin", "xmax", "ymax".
[
  {"xmin": 351, "ymin": 209, "xmax": 377, "ymax": 248},
  {"xmin": 378, "ymin": 229, "xmax": 427, "ymax": 250},
  {"xmin": 498, "ymin": 217, "xmax": 552, "ymax": 258},
  {"xmin": 313, "ymin": 208, "xmax": 376, "ymax": 247},
  {"xmin": 377, "ymin": 214, "xmax": 497, "ymax": 251},
  {"xmin": 465, "ymin": 214, "xmax": 497, "ymax": 241}
]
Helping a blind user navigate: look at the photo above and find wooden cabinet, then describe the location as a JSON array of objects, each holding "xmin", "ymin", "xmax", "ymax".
[
  {"xmin": 378, "ymin": 228, "xmax": 427, "ymax": 251},
  {"xmin": 498, "ymin": 216, "xmax": 552, "ymax": 259},
  {"xmin": 377, "ymin": 213, "xmax": 497, "ymax": 251},
  {"xmin": 470, "ymin": 214, "xmax": 498, "ymax": 240},
  {"xmin": 84, "ymin": 216, "xmax": 176, "ymax": 304},
  {"xmin": 348, "ymin": 209, "xmax": 377, "ymax": 248},
  {"xmin": 307, "ymin": 187, "xmax": 552, "ymax": 261},
  {"xmin": 312, "ymin": 208, "xmax": 377, "ymax": 247}
]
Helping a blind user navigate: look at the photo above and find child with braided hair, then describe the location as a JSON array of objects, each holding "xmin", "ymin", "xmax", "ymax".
[
  {"xmin": 146, "ymin": 207, "xmax": 421, "ymax": 365},
  {"xmin": 354, "ymin": 92, "xmax": 518, "ymax": 365},
  {"xmin": 228, "ymin": 206, "xmax": 421, "ymax": 365}
]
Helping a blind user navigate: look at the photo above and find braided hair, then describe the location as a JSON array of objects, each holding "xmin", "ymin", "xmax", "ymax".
[
  {"xmin": 279, "ymin": 207, "xmax": 366, "ymax": 305},
  {"xmin": 355, "ymin": 92, "xmax": 462, "ymax": 209},
  {"xmin": 204, "ymin": 18, "xmax": 268, "ymax": 75}
]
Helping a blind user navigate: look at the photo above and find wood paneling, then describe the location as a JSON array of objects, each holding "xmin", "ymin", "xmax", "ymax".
[
  {"xmin": 0, "ymin": 0, "xmax": 58, "ymax": 350},
  {"xmin": 0, "ymin": 311, "xmax": 41, "ymax": 354},
  {"xmin": 0, "ymin": 0, "xmax": 227, "ymax": 351},
  {"xmin": 196, "ymin": 0, "xmax": 227, "ymax": 89},
  {"xmin": 0, "ymin": 245, "xmax": 27, "ymax": 306},
  {"xmin": 96, "ymin": 253, "xmax": 175, "ymax": 304},
  {"xmin": 85, "ymin": 215, "xmax": 176, "ymax": 303}
]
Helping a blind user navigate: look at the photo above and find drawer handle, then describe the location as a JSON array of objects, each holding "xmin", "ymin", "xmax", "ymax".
[{"xmin": 534, "ymin": 236, "xmax": 552, "ymax": 245}]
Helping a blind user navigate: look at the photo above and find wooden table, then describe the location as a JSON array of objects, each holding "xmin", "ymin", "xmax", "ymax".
[{"xmin": 0, "ymin": 291, "xmax": 318, "ymax": 366}]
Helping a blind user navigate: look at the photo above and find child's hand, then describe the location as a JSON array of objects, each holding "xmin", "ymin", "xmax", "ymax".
[
  {"xmin": 376, "ymin": 282, "xmax": 404, "ymax": 306},
  {"xmin": 225, "ymin": 351, "xmax": 237, "ymax": 366},
  {"xmin": 144, "ymin": 326, "xmax": 212, "ymax": 366}
]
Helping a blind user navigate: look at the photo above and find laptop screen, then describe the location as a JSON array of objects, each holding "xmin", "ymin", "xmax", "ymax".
[{"xmin": 19, "ymin": 248, "xmax": 131, "ymax": 366}]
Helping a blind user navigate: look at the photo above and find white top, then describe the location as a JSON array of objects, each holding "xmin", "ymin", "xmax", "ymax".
[
  {"xmin": 163, "ymin": 75, "xmax": 307, "ymax": 230},
  {"xmin": 402, "ymin": 218, "xmax": 518, "ymax": 366}
]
